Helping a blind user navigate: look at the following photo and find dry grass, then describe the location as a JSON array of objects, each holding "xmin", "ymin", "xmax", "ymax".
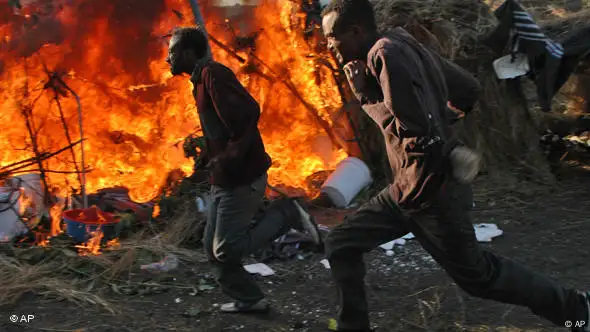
[{"xmin": 0, "ymin": 201, "xmax": 207, "ymax": 312}]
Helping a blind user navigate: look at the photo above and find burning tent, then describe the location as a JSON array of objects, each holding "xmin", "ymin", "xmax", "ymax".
[{"xmin": 0, "ymin": 0, "xmax": 370, "ymax": 245}]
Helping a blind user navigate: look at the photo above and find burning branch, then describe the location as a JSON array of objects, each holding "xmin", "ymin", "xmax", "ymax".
[
  {"xmin": 42, "ymin": 69, "xmax": 88, "ymax": 208},
  {"xmin": 0, "ymin": 139, "xmax": 85, "ymax": 179},
  {"xmin": 208, "ymin": 35, "xmax": 246, "ymax": 64},
  {"xmin": 207, "ymin": 33, "xmax": 343, "ymax": 151},
  {"xmin": 19, "ymin": 59, "xmax": 51, "ymax": 207}
]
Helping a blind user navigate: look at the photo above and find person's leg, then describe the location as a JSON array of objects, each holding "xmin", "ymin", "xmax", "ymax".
[
  {"xmin": 409, "ymin": 179, "xmax": 589, "ymax": 327},
  {"xmin": 208, "ymin": 174, "xmax": 304, "ymax": 310},
  {"xmin": 325, "ymin": 187, "xmax": 411, "ymax": 331},
  {"xmin": 202, "ymin": 187, "xmax": 219, "ymax": 262}
]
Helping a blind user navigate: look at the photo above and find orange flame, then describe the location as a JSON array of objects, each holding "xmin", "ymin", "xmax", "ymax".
[
  {"xmin": 152, "ymin": 204, "xmax": 161, "ymax": 218},
  {"xmin": 0, "ymin": 0, "xmax": 347, "ymax": 208},
  {"xmin": 49, "ymin": 201, "xmax": 64, "ymax": 237},
  {"xmin": 75, "ymin": 226, "xmax": 104, "ymax": 256}
]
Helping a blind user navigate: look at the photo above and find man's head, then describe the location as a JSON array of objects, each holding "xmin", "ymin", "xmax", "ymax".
[
  {"xmin": 321, "ymin": 0, "xmax": 378, "ymax": 64},
  {"xmin": 166, "ymin": 26, "xmax": 209, "ymax": 76}
]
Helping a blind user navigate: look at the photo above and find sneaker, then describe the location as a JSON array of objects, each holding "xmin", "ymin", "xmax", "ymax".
[
  {"xmin": 219, "ymin": 298, "xmax": 270, "ymax": 313},
  {"xmin": 291, "ymin": 200, "xmax": 322, "ymax": 246}
]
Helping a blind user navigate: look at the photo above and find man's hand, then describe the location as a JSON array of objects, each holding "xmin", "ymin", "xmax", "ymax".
[
  {"xmin": 343, "ymin": 60, "xmax": 369, "ymax": 102},
  {"xmin": 205, "ymin": 145, "xmax": 242, "ymax": 173}
]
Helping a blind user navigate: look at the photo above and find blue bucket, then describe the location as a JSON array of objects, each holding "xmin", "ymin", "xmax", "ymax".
[{"xmin": 63, "ymin": 207, "xmax": 120, "ymax": 244}]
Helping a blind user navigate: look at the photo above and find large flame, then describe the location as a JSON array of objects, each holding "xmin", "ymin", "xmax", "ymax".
[{"xmin": 0, "ymin": 0, "xmax": 346, "ymax": 208}]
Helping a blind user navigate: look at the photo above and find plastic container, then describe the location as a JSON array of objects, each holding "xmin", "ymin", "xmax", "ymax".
[
  {"xmin": 493, "ymin": 53, "xmax": 530, "ymax": 79},
  {"xmin": 63, "ymin": 206, "xmax": 120, "ymax": 244},
  {"xmin": 320, "ymin": 157, "xmax": 372, "ymax": 208},
  {"xmin": 0, "ymin": 187, "xmax": 26, "ymax": 242}
]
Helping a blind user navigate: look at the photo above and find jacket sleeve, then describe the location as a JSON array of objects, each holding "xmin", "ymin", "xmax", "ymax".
[
  {"xmin": 363, "ymin": 45, "xmax": 433, "ymax": 138},
  {"xmin": 437, "ymin": 56, "xmax": 481, "ymax": 114}
]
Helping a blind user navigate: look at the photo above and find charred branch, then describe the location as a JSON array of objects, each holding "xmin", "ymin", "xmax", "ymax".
[
  {"xmin": 38, "ymin": 66, "xmax": 88, "ymax": 208},
  {"xmin": 208, "ymin": 35, "xmax": 246, "ymax": 64},
  {"xmin": 43, "ymin": 69, "xmax": 83, "ymax": 190},
  {"xmin": 19, "ymin": 59, "xmax": 52, "ymax": 206},
  {"xmin": 0, "ymin": 139, "xmax": 85, "ymax": 179}
]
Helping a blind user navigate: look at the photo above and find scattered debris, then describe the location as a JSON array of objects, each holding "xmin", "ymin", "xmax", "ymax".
[
  {"xmin": 140, "ymin": 254, "xmax": 179, "ymax": 273},
  {"xmin": 197, "ymin": 278, "xmax": 216, "ymax": 291},
  {"xmin": 182, "ymin": 306, "xmax": 201, "ymax": 317},
  {"xmin": 378, "ymin": 223, "xmax": 503, "ymax": 253},
  {"xmin": 474, "ymin": 223, "xmax": 504, "ymax": 242},
  {"xmin": 379, "ymin": 233, "xmax": 415, "ymax": 250},
  {"xmin": 244, "ymin": 263, "xmax": 275, "ymax": 276}
]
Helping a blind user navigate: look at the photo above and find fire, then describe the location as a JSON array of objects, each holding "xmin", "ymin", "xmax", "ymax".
[
  {"xmin": 49, "ymin": 200, "xmax": 64, "ymax": 236},
  {"xmin": 152, "ymin": 204, "xmax": 161, "ymax": 218},
  {"xmin": 0, "ymin": 0, "xmax": 346, "ymax": 209},
  {"xmin": 75, "ymin": 226, "xmax": 104, "ymax": 256}
]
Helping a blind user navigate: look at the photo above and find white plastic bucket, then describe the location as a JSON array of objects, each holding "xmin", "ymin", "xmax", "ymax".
[
  {"xmin": 0, "ymin": 187, "xmax": 25, "ymax": 242},
  {"xmin": 493, "ymin": 53, "xmax": 530, "ymax": 79},
  {"xmin": 320, "ymin": 157, "xmax": 372, "ymax": 208}
]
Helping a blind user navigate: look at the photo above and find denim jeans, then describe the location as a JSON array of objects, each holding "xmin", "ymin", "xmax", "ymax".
[{"xmin": 203, "ymin": 173, "xmax": 297, "ymax": 302}]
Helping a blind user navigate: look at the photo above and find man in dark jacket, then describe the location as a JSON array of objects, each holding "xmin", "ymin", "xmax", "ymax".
[
  {"xmin": 166, "ymin": 26, "xmax": 322, "ymax": 313},
  {"xmin": 321, "ymin": 0, "xmax": 590, "ymax": 331}
]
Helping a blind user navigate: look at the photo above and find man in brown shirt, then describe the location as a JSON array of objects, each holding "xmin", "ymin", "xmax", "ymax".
[
  {"xmin": 321, "ymin": 1, "xmax": 589, "ymax": 331},
  {"xmin": 166, "ymin": 26, "xmax": 322, "ymax": 313}
]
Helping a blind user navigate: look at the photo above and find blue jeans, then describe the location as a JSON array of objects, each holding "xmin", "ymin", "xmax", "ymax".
[{"xmin": 203, "ymin": 173, "xmax": 297, "ymax": 302}]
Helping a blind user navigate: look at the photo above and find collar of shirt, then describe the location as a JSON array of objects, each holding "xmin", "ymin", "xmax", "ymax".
[{"xmin": 189, "ymin": 56, "xmax": 213, "ymax": 85}]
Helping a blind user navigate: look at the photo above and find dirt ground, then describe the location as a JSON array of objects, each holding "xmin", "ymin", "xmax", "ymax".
[{"xmin": 2, "ymin": 167, "xmax": 590, "ymax": 332}]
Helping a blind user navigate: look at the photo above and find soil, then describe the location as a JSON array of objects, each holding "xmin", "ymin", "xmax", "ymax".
[{"xmin": 2, "ymin": 168, "xmax": 590, "ymax": 332}]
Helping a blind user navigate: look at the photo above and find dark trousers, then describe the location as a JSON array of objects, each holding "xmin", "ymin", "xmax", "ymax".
[
  {"xmin": 325, "ymin": 179, "xmax": 587, "ymax": 330},
  {"xmin": 203, "ymin": 173, "xmax": 297, "ymax": 303}
]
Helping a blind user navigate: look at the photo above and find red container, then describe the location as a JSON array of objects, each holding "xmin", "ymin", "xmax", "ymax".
[{"xmin": 63, "ymin": 206, "xmax": 120, "ymax": 243}]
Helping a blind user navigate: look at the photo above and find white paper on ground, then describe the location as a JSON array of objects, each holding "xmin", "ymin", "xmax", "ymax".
[
  {"xmin": 244, "ymin": 263, "xmax": 275, "ymax": 276},
  {"xmin": 379, "ymin": 238, "xmax": 406, "ymax": 250},
  {"xmin": 474, "ymin": 223, "xmax": 504, "ymax": 242},
  {"xmin": 320, "ymin": 259, "xmax": 331, "ymax": 269},
  {"xmin": 379, "ymin": 223, "xmax": 503, "ymax": 250},
  {"xmin": 378, "ymin": 233, "xmax": 416, "ymax": 250}
]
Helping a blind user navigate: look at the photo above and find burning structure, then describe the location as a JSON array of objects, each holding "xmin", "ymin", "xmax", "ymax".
[{"xmin": 0, "ymin": 0, "xmax": 358, "ymax": 242}]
